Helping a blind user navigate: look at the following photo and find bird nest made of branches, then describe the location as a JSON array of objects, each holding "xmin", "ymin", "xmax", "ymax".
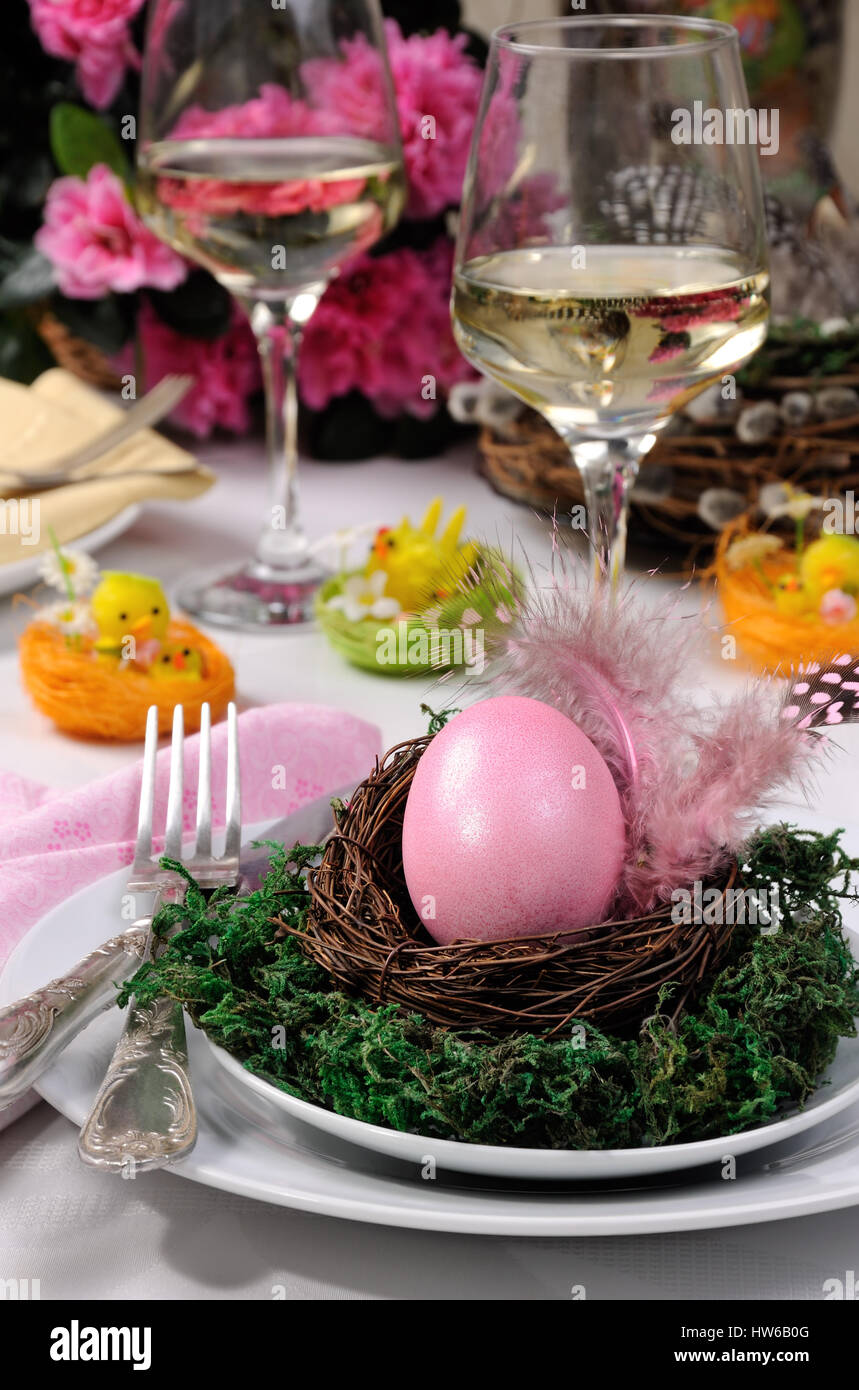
[
  {"xmin": 479, "ymin": 383, "xmax": 859, "ymax": 574},
  {"xmin": 293, "ymin": 732, "xmax": 739, "ymax": 1038}
]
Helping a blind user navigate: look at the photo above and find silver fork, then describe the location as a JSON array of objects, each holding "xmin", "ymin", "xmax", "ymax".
[
  {"xmin": 0, "ymin": 374, "xmax": 193, "ymax": 490},
  {"xmin": 78, "ymin": 700, "xmax": 241, "ymax": 1174}
]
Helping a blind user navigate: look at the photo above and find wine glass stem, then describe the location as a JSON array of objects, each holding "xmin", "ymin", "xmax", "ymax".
[
  {"xmin": 250, "ymin": 300, "xmax": 307, "ymax": 572},
  {"xmin": 571, "ymin": 436, "xmax": 652, "ymax": 588}
]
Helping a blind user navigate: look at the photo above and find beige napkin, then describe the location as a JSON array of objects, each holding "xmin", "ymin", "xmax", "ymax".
[{"xmin": 0, "ymin": 370, "xmax": 214, "ymax": 567}]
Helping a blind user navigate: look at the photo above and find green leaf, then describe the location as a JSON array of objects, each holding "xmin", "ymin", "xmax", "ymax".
[
  {"xmin": 49, "ymin": 103, "xmax": 131, "ymax": 182},
  {"xmin": 0, "ymin": 248, "xmax": 55, "ymax": 310}
]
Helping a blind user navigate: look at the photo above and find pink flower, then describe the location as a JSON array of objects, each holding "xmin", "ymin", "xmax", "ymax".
[
  {"xmin": 304, "ymin": 21, "xmax": 483, "ymax": 219},
  {"xmin": 633, "ymin": 290, "xmax": 746, "ymax": 332},
  {"xmin": 460, "ymin": 53, "xmax": 564, "ymax": 258},
  {"xmin": 162, "ymin": 85, "xmax": 367, "ymax": 218},
  {"xmin": 36, "ymin": 164, "xmax": 187, "ymax": 299},
  {"xmin": 473, "ymin": 52, "xmax": 522, "ymax": 206},
  {"xmin": 120, "ymin": 302, "xmax": 261, "ymax": 439},
  {"xmin": 28, "ymin": 0, "xmax": 145, "ymax": 109},
  {"xmin": 170, "ymin": 84, "xmax": 341, "ymax": 143},
  {"xmin": 381, "ymin": 21, "xmax": 484, "ymax": 218},
  {"xmin": 649, "ymin": 332, "xmax": 691, "ymax": 363},
  {"xmin": 819, "ymin": 589, "xmax": 858, "ymax": 625},
  {"xmin": 300, "ymin": 239, "xmax": 475, "ymax": 419}
]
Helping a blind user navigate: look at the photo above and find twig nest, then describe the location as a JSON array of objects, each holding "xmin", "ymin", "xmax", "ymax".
[
  {"xmin": 19, "ymin": 618, "xmax": 235, "ymax": 740},
  {"xmin": 299, "ymin": 732, "xmax": 738, "ymax": 1036}
]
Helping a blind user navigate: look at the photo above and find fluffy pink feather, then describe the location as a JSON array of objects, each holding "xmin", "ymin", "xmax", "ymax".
[{"xmin": 462, "ymin": 552, "xmax": 823, "ymax": 914}]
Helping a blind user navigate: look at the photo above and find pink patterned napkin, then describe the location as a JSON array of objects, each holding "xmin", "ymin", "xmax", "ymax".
[{"xmin": 0, "ymin": 702, "xmax": 380, "ymax": 1130}]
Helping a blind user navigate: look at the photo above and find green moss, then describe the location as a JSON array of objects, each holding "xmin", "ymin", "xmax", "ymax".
[{"xmin": 119, "ymin": 825, "xmax": 859, "ymax": 1150}]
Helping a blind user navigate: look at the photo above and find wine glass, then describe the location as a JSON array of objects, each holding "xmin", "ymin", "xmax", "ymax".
[
  {"xmin": 452, "ymin": 16, "xmax": 770, "ymax": 585},
  {"xmin": 138, "ymin": 0, "xmax": 404, "ymax": 627}
]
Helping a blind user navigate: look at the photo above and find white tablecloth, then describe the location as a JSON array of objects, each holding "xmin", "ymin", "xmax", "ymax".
[{"xmin": 2, "ymin": 437, "xmax": 858, "ymax": 1300}]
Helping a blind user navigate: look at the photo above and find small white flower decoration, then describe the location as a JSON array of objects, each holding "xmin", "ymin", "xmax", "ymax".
[
  {"xmin": 327, "ymin": 571, "xmax": 401, "ymax": 623},
  {"xmin": 37, "ymin": 545, "xmax": 98, "ymax": 597},
  {"xmin": 42, "ymin": 600, "xmax": 98, "ymax": 638}
]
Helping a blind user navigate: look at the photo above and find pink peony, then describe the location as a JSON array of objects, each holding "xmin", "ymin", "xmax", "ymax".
[
  {"xmin": 304, "ymin": 21, "xmax": 483, "ymax": 220},
  {"xmin": 300, "ymin": 239, "xmax": 475, "ymax": 419},
  {"xmin": 36, "ymin": 164, "xmax": 186, "ymax": 299},
  {"xmin": 119, "ymin": 302, "xmax": 261, "ymax": 439},
  {"xmin": 28, "ymin": 0, "xmax": 145, "ymax": 109}
]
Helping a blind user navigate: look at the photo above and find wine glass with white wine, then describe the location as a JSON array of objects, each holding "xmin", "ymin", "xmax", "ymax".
[
  {"xmin": 452, "ymin": 16, "xmax": 770, "ymax": 585},
  {"xmin": 138, "ymin": 0, "xmax": 404, "ymax": 627}
]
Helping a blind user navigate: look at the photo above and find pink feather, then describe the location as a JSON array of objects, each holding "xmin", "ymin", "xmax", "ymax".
[{"xmin": 461, "ymin": 551, "xmax": 822, "ymax": 914}]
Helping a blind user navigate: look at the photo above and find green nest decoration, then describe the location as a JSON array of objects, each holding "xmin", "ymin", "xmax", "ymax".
[
  {"xmin": 120, "ymin": 824, "xmax": 859, "ymax": 1151},
  {"xmin": 315, "ymin": 547, "xmax": 518, "ymax": 676}
]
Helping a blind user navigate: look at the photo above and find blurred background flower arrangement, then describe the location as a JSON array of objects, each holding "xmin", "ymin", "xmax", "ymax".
[
  {"xmin": 5, "ymin": 0, "xmax": 859, "ymax": 494},
  {"xmin": 2, "ymin": 0, "xmax": 484, "ymax": 460}
]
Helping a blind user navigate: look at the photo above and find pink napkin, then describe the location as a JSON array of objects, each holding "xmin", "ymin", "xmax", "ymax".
[{"xmin": 0, "ymin": 702, "xmax": 380, "ymax": 1130}]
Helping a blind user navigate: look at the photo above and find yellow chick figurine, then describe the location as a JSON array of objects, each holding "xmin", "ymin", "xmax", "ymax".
[
  {"xmin": 90, "ymin": 572, "xmax": 170, "ymax": 665},
  {"xmin": 365, "ymin": 498, "xmax": 479, "ymax": 613},
  {"xmin": 774, "ymin": 573, "xmax": 815, "ymax": 618},
  {"xmin": 799, "ymin": 535, "xmax": 859, "ymax": 601},
  {"xmin": 150, "ymin": 641, "xmax": 204, "ymax": 680}
]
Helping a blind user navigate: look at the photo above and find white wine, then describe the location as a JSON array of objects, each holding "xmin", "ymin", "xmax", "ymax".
[
  {"xmin": 452, "ymin": 245, "xmax": 769, "ymax": 434},
  {"xmin": 138, "ymin": 136, "xmax": 405, "ymax": 297}
]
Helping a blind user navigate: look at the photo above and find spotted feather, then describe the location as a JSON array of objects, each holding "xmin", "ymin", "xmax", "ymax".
[{"xmin": 781, "ymin": 655, "xmax": 859, "ymax": 729}]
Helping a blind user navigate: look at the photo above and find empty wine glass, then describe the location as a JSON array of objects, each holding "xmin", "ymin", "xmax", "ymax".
[
  {"xmin": 452, "ymin": 16, "xmax": 770, "ymax": 584},
  {"xmin": 138, "ymin": 0, "xmax": 404, "ymax": 626}
]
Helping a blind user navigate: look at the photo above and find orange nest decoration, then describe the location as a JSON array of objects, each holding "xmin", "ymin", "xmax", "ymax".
[
  {"xmin": 713, "ymin": 518, "xmax": 859, "ymax": 673},
  {"xmin": 19, "ymin": 618, "xmax": 235, "ymax": 741}
]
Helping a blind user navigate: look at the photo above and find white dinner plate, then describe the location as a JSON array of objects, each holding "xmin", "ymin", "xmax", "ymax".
[
  {"xmin": 0, "ymin": 506, "xmax": 140, "ymax": 597},
  {"xmin": 3, "ymin": 804, "xmax": 859, "ymax": 1234}
]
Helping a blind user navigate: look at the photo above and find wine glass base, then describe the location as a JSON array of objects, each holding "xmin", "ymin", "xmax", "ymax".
[{"xmin": 174, "ymin": 559, "xmax": 325, "ymax": 631}]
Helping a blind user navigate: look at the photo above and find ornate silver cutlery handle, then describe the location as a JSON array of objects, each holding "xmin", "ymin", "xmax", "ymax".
[
  {"xmin": 77, "ymin": 991, "xmax": 195, "ymax": 1174},
  {"xmin": 0, "ymin": 926, "xmax": 149, "ymax": 1107}
]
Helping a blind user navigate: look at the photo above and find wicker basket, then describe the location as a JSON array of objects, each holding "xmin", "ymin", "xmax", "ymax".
[
  {"xmin": 290, "ymin": 731, "xmax": 739, "ymax": 1038},
  {"xmin": 36, "ymin": 312, "xmax": 123, "ymax": 392},
  {"xmin": 480, "ymin": 379, "xmax": 859, "ymax": 570}
]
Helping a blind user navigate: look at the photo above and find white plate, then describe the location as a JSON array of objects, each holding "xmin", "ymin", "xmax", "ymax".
[
  {"xmin": 0, "ymin": 506, "xmax": 140, "ymax": 596},
  {"xmin": 3, "ymin": 805, "xmax": 859, "ymax": 1234}
]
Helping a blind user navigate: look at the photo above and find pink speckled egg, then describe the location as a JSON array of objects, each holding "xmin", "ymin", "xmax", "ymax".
[{"xmin": 401, "ymin": 696, "xmax": 626, "ymax": 945}]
